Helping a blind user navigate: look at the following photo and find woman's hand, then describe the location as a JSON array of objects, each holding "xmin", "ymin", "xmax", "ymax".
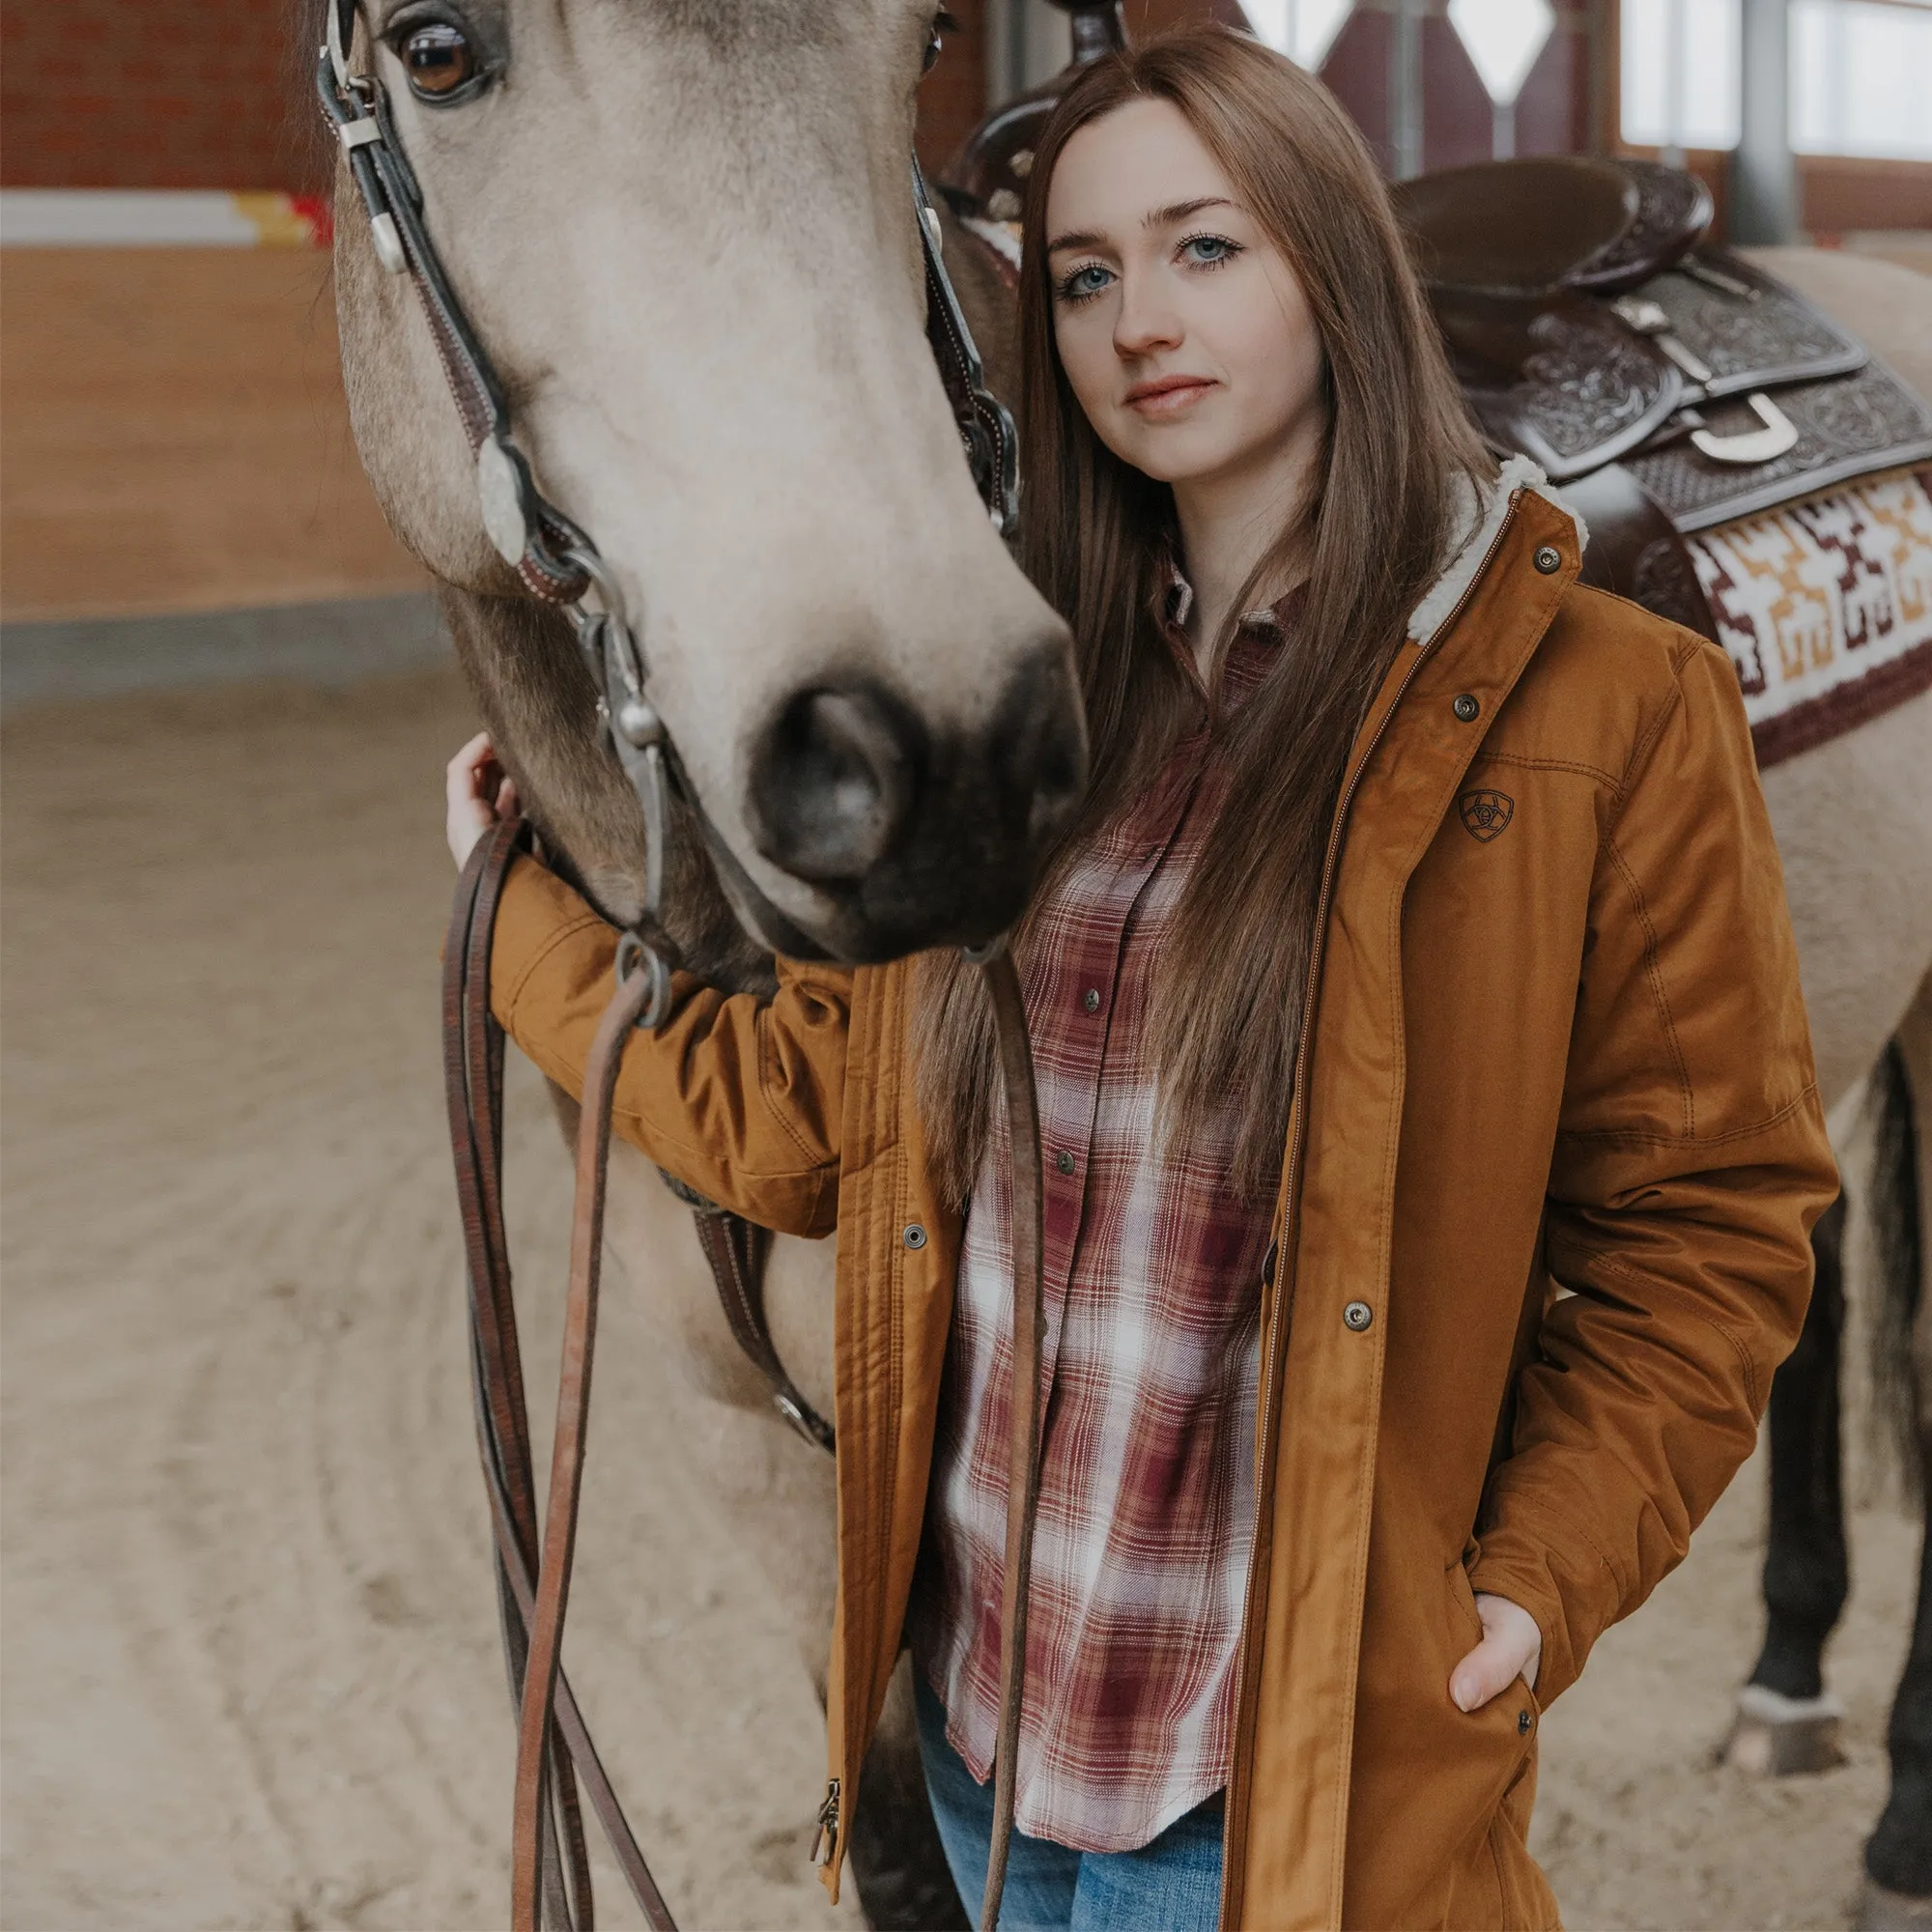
[
  {"xmin": 1450, "ymin": 1593, "xmax": 1542, "ymax": 1712},
  {"xmin": 446, "ymin": 731, "xmax": 521, "ymax": 869}
]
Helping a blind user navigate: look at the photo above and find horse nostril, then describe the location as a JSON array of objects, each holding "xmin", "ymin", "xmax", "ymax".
[{"xmin": 749, "ymin": 683, "xmax": 923, "ymax": 883}]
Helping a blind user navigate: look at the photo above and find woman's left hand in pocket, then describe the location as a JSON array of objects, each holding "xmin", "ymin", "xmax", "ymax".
[{"xmin": 1450, "ymin": 1594, "xmax": 1542, "ymax": 1712}]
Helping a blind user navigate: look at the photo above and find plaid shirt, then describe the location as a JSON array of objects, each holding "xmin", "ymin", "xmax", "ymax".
[{"xmin": 909, "ymin": 586, "xmax": 1291, "ymax": 1853}]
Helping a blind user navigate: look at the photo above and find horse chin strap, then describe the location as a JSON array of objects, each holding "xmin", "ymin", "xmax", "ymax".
[{"xmin": 336, "ymin": 10, "xmax": 1041, "ymax": 1930}]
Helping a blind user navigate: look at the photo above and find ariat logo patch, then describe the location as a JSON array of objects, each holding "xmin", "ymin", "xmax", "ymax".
[{"xmin": 1459, "ymin": 789, "xmax": 1515, "ymax": 842}]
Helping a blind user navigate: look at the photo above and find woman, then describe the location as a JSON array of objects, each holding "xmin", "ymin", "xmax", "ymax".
[{"xmin": 447, "ymin": 28, "xmax": 1834, "ymax": 1930}]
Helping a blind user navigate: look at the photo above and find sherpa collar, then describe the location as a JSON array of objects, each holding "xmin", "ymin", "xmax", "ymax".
[{"xmin": 1406, "ymin": 454, "xmax": 1588, "ymax": 649}]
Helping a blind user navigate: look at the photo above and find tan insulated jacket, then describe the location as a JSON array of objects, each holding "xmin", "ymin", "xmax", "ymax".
[{"xmin": 488, "ymin": 467, "xmax": 1837, "ymax": 1930}]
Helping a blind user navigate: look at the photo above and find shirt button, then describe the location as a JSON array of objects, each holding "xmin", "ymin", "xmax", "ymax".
[
  {"xmin": 1453, "ymin": 693, "xmax": 1481, "ymax": 723},
  {"xmin": 1082, "ymin": 988, "xmax": 1101, "ymax": 1013},
  {"xmin": 1055, "ymin": 1151, "xmax": 1076, "ymax": 1176},
  {"xmin": 903, "ymin": 1224, "xmax": 927, "ymax": 1250},
  {"xmin": 1534, "ymin": 544, "xmax": 1562, "ymax": 575},
  {"xmin": 1343, "ymin": 1299, "xmax": 1374, "ymax": 1332}
]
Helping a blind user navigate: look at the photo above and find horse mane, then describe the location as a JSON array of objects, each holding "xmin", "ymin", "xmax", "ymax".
[{"xmin": 286, "ymin": 3, "xmax": 340, "ymax": 197}]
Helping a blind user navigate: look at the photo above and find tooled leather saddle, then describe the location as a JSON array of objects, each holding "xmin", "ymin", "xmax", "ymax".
[
  {"xmin": 942, "ymin": 1, "xmax": 1932, "ymax": 649},
  {"xmin": 1389, "ymin": 153, "xmax": 1932, "ymax": 639}
]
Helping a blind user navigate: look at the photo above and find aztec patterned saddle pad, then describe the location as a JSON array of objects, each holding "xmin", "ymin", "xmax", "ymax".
[{"xmin": 1690, "ymin": 468, "xmax": 1932, "ymax": 768}]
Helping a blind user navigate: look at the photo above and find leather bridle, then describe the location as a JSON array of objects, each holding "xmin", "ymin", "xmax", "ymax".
[
  {"xmin": 327, "ymin": 9, "xmax": 1047, "ymax": 1929},
  {"xmin": 317, "ymin": 0, "xmax": 1020, "ymax": 973}
]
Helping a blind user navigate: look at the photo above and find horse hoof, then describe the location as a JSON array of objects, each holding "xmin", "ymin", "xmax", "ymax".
[
  {"xmin": 1856, "ymin": 1878, "xmax": 1932, "ymax": 1931},
  {"xmin": 1716, "ymin": 1684, "xmax": 1848, "ymax": 1776}
]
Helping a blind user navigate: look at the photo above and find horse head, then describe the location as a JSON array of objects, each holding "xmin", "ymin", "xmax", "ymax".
[{"xmin": 322, "ymin": 0, "xmax": 1085, "ymax": 962}]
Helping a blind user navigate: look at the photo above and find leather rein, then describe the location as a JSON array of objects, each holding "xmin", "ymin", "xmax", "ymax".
[{"xmin": 322, "ymin": 11, "xmax": 1046, "ymax": 1927}]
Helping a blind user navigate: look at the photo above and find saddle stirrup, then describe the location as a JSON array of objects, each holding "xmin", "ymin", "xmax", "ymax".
[{"xmin": 1690, "ymin": 392, "xmax": 1801, "ymax": 466}]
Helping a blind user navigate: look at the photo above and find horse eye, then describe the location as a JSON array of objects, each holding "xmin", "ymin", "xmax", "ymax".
[
  {"xmin": 923, "ymin": 10, "xmax": 958, "ymax": 71},
  {"xmin": 402, "ymin": 21, "xmax": 478, "ymax": 99}
]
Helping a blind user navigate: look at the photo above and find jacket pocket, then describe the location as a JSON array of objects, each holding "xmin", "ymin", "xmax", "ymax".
[
  {"xmin": 1444, "ymin": 1558, "xmax": 1538, "ymax": 1804},
  {"xmin": 1347, "ymin": 1556, "xmax": 1545, "ymax": 1928},
  {"xmin": 1449, "ymin": 1558, "xmax": 1542, "ymax": 1717},
  {"xmin": 1446, "ymin": 1559, "xmax": 1549, "ymax": 1930},
  {"xmin": 1448, "ymin": 1553, "xmax": 1488, "ymax": 1644}
]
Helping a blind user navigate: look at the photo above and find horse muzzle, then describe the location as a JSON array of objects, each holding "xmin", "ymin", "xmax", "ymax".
[{"xmin": 743, "ymin": 645, "xmax": 1087, "ymax": 963}]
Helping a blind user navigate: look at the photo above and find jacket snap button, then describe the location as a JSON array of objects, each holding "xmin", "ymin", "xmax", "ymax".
[
  {"xmin": 1055, "ymin": 1150, "xmax": 1076, "ymax": 1176},
  {"xmin": 1082, "ymin": 987, "xmax": 1101, "ymax": 1013},
  {"xmin": 1452, "ymin": 693, "xmax": 1480, "ymax": 723},
  {"xmin": 1519, "ymin": 1708, "xmax": 1533, "ymax": 1735},
  {"xmin": 1534, "ymin": 545, "xmax": 1562, "ymax": 575},
  {"xmin": 903, "ymin": 1224, "xmax": 927, "ymax": 1250},
  {"xmin": 1343, "ymin": 1299, "xmax": 1374, "ymax": 1332}
]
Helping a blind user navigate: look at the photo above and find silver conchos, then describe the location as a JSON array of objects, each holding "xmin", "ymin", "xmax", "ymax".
[{"xmin": 475, "ymin": 437, "xmax": 532, "ymax": 567}]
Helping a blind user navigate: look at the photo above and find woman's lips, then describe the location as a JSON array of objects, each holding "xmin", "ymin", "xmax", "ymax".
[{"xmin": 1122, "ymin": 375, "xmax": 1216, "ymax": 418}]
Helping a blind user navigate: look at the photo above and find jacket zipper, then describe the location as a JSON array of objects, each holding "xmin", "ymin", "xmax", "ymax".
[
  {"xmin": 810, "ymin": 1776, "xmax": 841, "ymax": 1865},
  {"xmin": 1217, "ymin": 494, "xmax": 1524, "ymax": 1926}
]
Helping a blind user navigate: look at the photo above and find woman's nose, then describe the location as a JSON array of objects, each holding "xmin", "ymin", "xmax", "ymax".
[{"xmin": 1112, "ymin": 273, "xmax": 1182, "ymax": 356}]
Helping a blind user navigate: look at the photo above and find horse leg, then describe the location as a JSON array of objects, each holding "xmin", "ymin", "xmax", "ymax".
[
  {"xmin": 1863, "ymin": 1005, "xmax": 1932, "ymax": 1926},
  {"xmin": 1865, "ymin": 1459, "xmax": 1932, "ymax": 1922},
  {"xmin": 1721, "ymin": 1194, "xmax": 1850, "ymax": 1774}
]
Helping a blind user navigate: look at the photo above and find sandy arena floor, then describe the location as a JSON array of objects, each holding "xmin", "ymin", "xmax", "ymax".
[{"xmin": 2, "ymin": 664, "xmax": 1919, "ymax": 1930}]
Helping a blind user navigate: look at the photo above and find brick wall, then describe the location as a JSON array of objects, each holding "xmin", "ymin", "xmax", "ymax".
[
  {"xmin": 1, "ymin": 1, "xmax": 327, "ymax": 190},
  {"xmin": 918, "ymin": 0, "xmax": 992, "ymax": 176},
  {"xmin": 1, "ymin": 0, "xmax": 993, "ymax": 193}
]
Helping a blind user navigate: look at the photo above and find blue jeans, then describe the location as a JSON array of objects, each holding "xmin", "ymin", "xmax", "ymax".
[{"xmin": 913, "ymin": 1675, "xmax": 1225, "ymax": 1931}]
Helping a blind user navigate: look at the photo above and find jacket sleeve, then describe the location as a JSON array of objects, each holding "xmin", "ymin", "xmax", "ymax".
[
  {"xmin": 1468, "ymin": 635, "xmax": 1837, "ymax": 1705},
  {"xmin": 489, "ymin": 855, "xmax": 851, "ymax": 1238}
]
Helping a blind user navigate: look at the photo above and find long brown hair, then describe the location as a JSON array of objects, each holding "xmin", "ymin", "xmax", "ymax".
[{"xmin": 918, "ymin": 24, "xmax": 1492, "ymax": 1203}]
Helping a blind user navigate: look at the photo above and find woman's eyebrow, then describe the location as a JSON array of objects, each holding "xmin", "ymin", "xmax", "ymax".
[
  {"xmin": 1145, "ymin": 195, "xmax": 1235, "ymax": 229},
  {"xmin": 1046, "ymin": 194, "xmax": 1236, "ymax": 255}
]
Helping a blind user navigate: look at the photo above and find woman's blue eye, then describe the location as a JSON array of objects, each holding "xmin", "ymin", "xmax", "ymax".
[
  {"xmin": 1058, "ymin": 264, "xmax": 1114, "ymax": 303},
  {"xmin": 1181, "ymin": 234, "xmax": 1239, "ymax": 266}
]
